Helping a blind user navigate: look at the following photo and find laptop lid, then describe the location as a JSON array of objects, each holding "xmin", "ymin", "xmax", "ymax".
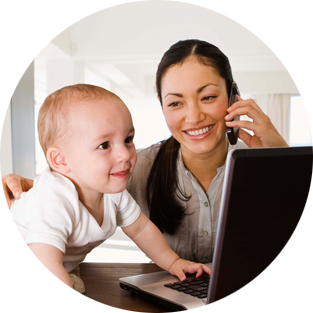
[
  {"xmin": 207, "ymin": 146, "xmax": 313, "ymax": 304},
  {"xmin": 119, "ymin": 146, "xmax": 312, "ymax": 310}
]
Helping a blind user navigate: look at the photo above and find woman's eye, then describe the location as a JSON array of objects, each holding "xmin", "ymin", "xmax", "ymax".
[
  {"xmin": 168, "ymin": 102, "xmax": 180, "ymax": 107},
  {"xmin": 125, "ymin": 136, "xmax": 134, "ymax": 144},
  {"xmin": 202, "ymin": 96, "xmax": 216, "ymax": 101},
  {"xmin": 98, "ymin": 142, "xmax": 109, "ymax": 149}
]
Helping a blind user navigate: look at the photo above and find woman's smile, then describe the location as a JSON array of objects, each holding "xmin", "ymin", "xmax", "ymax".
[{"xmin": 183, "ymin": 124, "xmax": 215, "ymax": 140}]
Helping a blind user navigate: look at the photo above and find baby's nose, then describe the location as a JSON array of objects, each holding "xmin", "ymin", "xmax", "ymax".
[{"xmin": 115, "ymin": 145, "xmax": 131, "ymax": 163}]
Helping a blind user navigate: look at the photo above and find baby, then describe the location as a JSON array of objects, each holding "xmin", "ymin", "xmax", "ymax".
[{"xmin": 10, "ymin": 84, "xmax": 210, "ymax": 291}]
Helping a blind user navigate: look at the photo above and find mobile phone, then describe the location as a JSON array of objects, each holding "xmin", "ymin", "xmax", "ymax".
[{"xmin": 226, "ymin": 82, "xmax": 240, "ymax": 145}]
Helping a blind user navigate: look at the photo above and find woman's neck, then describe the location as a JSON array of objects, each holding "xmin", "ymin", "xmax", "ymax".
[{"xmin": 181, "ymin": 137, "xmax": 228, "ymax": 192}]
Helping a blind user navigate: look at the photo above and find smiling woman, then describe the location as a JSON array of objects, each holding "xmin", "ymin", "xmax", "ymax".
[{"xmin": 127, "ymin": 39, "xmax": 288, "ymax": 263}]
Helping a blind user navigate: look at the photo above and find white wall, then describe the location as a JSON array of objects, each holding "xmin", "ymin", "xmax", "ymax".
[
  {"xmin": 71, "ymin": 0, "xmax": 303, "ymax": 60},
  {"xmin": 46, "ymin": 59, "xmax": 86, "ymax": 94},
  {"xmin": 28, "ymin": 0, "xmax": 301, "ymax": 167},
  {"xmin": 37, "ymin": 1, "xmax": 299, "ymax": 98},
  {"xmin": 0, "ymin": 0, "xmax": 13, "ymax": 177},
  {"xmin": 4, "ymin": 0, "xmax": 71, "ymax": 54},
  {"xmin": 235, "ymin": 71, "xmax": 298, "ymax": 95}
]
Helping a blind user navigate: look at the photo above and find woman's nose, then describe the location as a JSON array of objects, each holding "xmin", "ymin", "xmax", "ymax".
[{"xmin": 185, "ymin": 102, "xmax": 205, "ymax": 124}]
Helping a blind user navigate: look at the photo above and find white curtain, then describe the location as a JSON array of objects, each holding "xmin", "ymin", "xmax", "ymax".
[{"xmin": 253, "ymin": 94, "xmax": 291, "ymax": 144}]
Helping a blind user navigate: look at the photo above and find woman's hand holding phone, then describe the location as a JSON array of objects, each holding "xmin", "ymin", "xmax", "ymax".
[{"xmin": 225, "ymin": 95, "xmax": 288, "ymax": 148}]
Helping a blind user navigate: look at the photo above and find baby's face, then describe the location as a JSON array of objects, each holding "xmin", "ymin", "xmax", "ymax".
[{"xmin": 64, "ymin": 96, "xmax": 137, "ymax": 195}]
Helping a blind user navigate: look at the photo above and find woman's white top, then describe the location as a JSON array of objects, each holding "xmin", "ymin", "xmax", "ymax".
[{"xmin": 127, "ymin": 140, "xmax": 248, "ymax": 263}]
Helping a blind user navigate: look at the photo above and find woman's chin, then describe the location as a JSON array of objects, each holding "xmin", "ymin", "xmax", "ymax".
[{"xmin": 182, "ymin": 136, "xmax": 227, "ymax": 157}]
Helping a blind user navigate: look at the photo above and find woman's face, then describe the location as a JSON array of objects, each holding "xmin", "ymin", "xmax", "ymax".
[{"xmin": 160, "ymin": 58, "xmax": 229, "ymax": 158}]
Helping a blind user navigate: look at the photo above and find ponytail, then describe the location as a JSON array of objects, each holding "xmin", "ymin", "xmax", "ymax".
[{"xmin": 146, "ymin": 137, "xmax": 191, "ymax": 234}]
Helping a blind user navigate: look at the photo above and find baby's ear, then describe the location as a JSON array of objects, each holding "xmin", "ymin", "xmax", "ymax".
[{"xmin": 46, "ymin": 147, "xmax": 70, "ymax": 174}]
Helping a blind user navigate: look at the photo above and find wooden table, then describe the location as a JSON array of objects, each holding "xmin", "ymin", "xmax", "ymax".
[{"xmin": 80, "ymin": 262, "xmax": 174, "ymax": 312}]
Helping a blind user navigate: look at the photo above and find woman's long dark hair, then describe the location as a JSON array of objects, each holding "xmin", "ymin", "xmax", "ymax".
[{"xmin": 146, "ymin": 39, "xmax": 234, "ymax": 234}]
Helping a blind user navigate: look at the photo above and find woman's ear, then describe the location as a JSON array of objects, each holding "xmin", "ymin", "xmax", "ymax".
[{"xmin": 46, "ymin": 147, "xmax": 70, "ymax": 174}]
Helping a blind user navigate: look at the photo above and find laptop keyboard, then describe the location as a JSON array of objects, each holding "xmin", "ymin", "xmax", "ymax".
[{"xmin": 164, "ymin": 276, "xmax": 210, "ymax": 299}]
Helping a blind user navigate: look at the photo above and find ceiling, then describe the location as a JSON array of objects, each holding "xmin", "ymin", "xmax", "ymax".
[{"xmin": 35, "ymin": 1, "xmax": 298, "ymax": 99}]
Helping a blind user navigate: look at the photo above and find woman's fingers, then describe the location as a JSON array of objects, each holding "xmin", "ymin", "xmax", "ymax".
[
  {"xmin": 226, "ymin": 100, "xmax": 269, "ymax": 125},
  {"xmin": 7, "ymin": 177, "xmax": 24, "ymax": 199},
  {"xmin": 2, "ymin": 175, "xmax": 24, "ymax": 206},
  {"xmin": 237, "ymin": 128, "xmax": 261, "ymax": 147},
  {"xmin": 225, "ymin": 107, "xmax": 261, "ymax": 124},
  {"xmin": 225, "ymin": 119, "xmax": 261, "ymax": 135},
  {"xmin": 22, "ymin": 178, "xmax": 34, "ymax": 193},
  {"xmin": 238, "ymin": 128, "xmax": 253, "ymax": 145},
  {"xmin": 229, "ymin": 96, "xmax": 263, "ymax": 115},
  {"xmin": 225, "ymin": 96, "xmax": 288, "ymax": 148},
  {"xmin": 227, "ymin": 120, "xmax": 288, "ymax": 148}
]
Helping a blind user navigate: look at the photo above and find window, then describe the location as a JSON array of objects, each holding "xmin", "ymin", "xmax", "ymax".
[
  {"xmin": 125, "ymin": 99, "xmax": 171, "ymax": 149},
  {"xmin": 289, "ymin": 95, "xmax": 312, "ymax": 146},
  {"xmin": 34, "ymin": 60, "xmax": 48, "ymax": 175}
]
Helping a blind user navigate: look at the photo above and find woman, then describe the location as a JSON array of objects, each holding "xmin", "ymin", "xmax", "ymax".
[{"xmin": 2, "ymin": 39, "xmax": 288, "ymax": 263}]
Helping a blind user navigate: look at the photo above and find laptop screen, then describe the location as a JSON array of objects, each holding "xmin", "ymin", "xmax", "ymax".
[{"xmin": 208, "ymin": 146, "xmax": 313, "ymax": 303}]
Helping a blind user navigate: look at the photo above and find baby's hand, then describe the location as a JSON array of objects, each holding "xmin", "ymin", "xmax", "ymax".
[{"xmin": 168, "ymin": 258, "xmax": 211, "ymax": 281}]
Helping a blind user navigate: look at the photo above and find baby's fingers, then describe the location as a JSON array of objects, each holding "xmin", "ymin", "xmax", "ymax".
[
  {"xmin": 194, "ymin": 264, "xmax": 212, "ymax": 278},
  {"xmin": 182, "ymin": 264, "xmax": 202, "ymax": 277},
  {"xmin": 194, "ymin": 265, "xmax": 204, "ymax": 278},
  {"xmin": 201, "ymin": 264, "xmax": 211, "ymax": 276},
  {"xmin": 187, "ymin": 264, "xmax": 211, "ymax": 278},
  {"xmin": 175, "ymin": 268, "xmax": 186, "ymax": 281}
]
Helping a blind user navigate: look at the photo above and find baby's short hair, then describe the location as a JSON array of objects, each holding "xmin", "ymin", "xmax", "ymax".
[{"xmin": 38, "ymin": 84, "xmax": 117, "ymax": 156}]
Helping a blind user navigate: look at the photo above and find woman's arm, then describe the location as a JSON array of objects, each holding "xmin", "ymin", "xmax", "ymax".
[
  {"xmin": 2, "ymin": 174, "xmax": 34, "ymax": 208},
  {"xmin": 27, "ymin": 243, "xmax": 83, "ymax": 313},
  {"xmin": 225, "ymin": 95, "xmax": 289, "ymax": 148},
  {"xmin": 122, "ymin": 212, "xmax": 211, "ymax": 281}
]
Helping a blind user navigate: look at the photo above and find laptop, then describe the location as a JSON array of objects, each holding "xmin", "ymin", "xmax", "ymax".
[{"xmin": 119, "ymin": 146, "xmax": 313, "ymax": 311}]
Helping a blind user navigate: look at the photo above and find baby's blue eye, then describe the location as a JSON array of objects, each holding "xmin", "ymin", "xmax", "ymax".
[
  {"xmin": 125, "ymin": 136, "xmax": 134, "ymax": 144},
  {"xmin": 99, "ymin": 142, "xmax": 109, "ymax": 149}
]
